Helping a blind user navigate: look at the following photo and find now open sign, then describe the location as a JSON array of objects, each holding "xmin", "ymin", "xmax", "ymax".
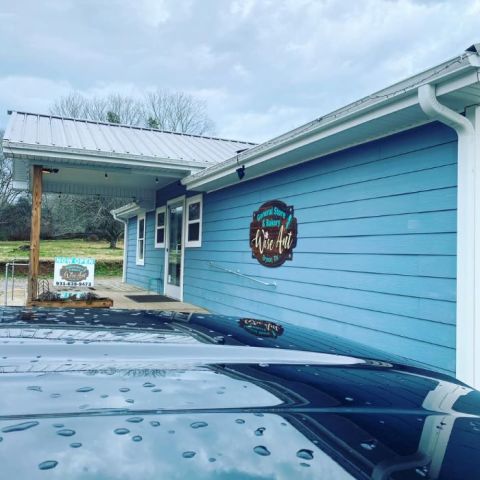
[{"xmin": 53, "ymin": 257, "xmax": 95, "ymax": 287}]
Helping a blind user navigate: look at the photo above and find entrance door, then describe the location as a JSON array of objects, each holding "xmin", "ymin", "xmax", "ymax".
[{"xmin": 164, "ymin": 198, "xmax": 184, "ymax": 300}]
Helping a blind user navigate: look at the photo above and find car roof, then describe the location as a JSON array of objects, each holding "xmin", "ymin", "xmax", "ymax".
[{"xmin": 1, "ymin": 307, "xmax": 479, "ymax": 479}]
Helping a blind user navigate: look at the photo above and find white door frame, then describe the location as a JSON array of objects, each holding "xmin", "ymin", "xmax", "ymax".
[{"xmin": 164, "ymin": 195, "xmax": 185, "ymax": 300}]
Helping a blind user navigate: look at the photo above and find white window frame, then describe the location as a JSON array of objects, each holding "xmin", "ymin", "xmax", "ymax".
[
  {"xmin": 154, "ymin": 206, "xmax": 166, "ymax": 248},
  {"xmin": 185, "ymin": 194, "xmax": 203, "ymax": 248},
  {"xmin": 136, "ymin": 213, "xmax": 146, "ymax": 266}
]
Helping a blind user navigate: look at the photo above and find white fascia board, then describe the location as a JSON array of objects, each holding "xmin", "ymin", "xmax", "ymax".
[
  {"xmin": 183, "ymin": 63, "xmax": 480, "ymax": 192},
  {"xmin": 2, "ymin": 141, "xmax": 208, "ymax": 173}
]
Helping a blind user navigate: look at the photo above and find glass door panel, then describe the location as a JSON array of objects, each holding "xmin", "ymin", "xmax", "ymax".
[{"xmin": 164, "ymin": 201, "xmax": 183, "ymax": 299}]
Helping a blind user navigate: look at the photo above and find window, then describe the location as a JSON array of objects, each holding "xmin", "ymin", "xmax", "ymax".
[
  {"xmin": 155, "ymin": 206, "xmax": 166, "ymax": 248},
  {"xmin": 136, "ymin": 213, "xmax": 145, "ymax": 265},
  {"xmin": 185, "ymin": 195, "xmax": 202, "ymax": 247}
]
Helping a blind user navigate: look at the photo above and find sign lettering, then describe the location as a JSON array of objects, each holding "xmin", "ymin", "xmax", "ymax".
[{"xmin": 249, "ymin": 200, "xmax": 297, "ymax": 267}]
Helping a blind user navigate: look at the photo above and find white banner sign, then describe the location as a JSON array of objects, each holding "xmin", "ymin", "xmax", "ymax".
[{"xmin": 53, "ymin": 257, "xmax": 95, "ymax": 287}]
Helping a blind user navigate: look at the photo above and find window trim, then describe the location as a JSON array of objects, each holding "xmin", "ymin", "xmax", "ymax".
[
  {"xmin": 136, "ymin": 213, "xmax": 146, "ymax": 266},
  {"xmin": 185, "ymin": 194, "xmax": 203, "ymax": 248},
  {"xmin": 154, "ymin": 206, "xmax": 166, "ymax": 248}
]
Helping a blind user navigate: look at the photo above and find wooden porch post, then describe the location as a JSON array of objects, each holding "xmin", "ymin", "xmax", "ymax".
[{"xmin": 27, "ymin": 165, "xmax": 43, "ymax": 305}]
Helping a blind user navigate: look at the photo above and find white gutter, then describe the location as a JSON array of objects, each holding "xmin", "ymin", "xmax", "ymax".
[{"xmin": 418, "ymin": 83, "xmax": 477, "ymax": 387}]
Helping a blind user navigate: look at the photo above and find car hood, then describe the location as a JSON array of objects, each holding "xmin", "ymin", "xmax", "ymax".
[{"xmin": 1, "ymin": 307, "xmax": 480, "ymax": 480}]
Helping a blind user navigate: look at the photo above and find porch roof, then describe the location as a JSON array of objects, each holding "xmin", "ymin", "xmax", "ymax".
[{"xmin": 2, "ymin": 111, "xmax": 255, "ymax": 206}]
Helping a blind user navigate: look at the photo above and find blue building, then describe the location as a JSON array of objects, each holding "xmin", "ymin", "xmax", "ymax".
[{"xmin": 4, "ymin": 45, "xmax": 480, "ymax": 387}]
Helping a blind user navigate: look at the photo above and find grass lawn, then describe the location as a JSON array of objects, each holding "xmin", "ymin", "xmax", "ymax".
[
  {"xmin": 0, "ymin": 239, "xmax": 124, "ymax": 261},
  {"xmin": 0, "ymin": 239, "xmax": 124, "ymax": 278}
]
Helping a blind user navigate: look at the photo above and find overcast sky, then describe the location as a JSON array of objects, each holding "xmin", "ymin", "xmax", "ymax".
[{"xmin": 0, "ymin": 0, "xmax": 479, "ymax": 142}]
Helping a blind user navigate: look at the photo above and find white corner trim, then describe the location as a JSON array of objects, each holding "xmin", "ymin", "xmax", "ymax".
[
  {"xmin": 419, "ymin": 84, "xmax": 477, "ymax": 387},
  {"xmin": 468, "ymin": 105, "xmax": 480, "ymax": 389}
]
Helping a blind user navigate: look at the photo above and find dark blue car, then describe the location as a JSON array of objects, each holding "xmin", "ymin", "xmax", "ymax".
[{"xmin": 0, "ymin": 307, "xmax": 479, "ymax": 479}]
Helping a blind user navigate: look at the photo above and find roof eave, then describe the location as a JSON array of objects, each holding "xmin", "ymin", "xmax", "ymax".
[
  {"xmin": 2, "ymin": 140, "xmax": 207, "ymax": 174},
  {"xmin": 183, "ymin": 51, "xmax": 480, "ymax": 192}
]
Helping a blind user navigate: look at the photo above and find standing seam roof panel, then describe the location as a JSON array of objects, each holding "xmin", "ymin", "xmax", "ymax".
[{"xmin": 3, "ymin": 112, "xmax": 256, "ymax": 164}]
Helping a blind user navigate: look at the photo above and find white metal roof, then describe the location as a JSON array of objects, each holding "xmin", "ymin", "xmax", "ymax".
[
  {"xmin": 183, "ymin": 47, "xmax": 480, "ymax": 192},
  {"xmin": 3, "ymin": 111, "xmax": 255, "ymax": 166}
]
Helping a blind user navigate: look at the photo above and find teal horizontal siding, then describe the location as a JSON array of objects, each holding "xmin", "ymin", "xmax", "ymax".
[
  {"xmin": 183, "ymin": 122, "xmax": 458, "ymax": 374},
  {"xmin": 125, "ymin": 212, "xmax": 164, "ymax": 292}
]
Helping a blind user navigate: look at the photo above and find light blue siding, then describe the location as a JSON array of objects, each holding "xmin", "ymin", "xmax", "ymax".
[
  {"xmin": 184, "ymin": 122, "xmax": 458, "ymax": 375},
  {"xmin": 125, "ymin": 212, "xmax": 165, "ymax": 292}
]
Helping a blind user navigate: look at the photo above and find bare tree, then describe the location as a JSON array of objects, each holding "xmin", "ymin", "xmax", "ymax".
[
  {"xmin": 50, "ymin": 92, "xmax": 143, "ymax": 126},
  {"xmin": 76, "ymin": 196, "xmax": 125, "ymax": 248},
  {"xmin": 0, "ymin": 129, "xmax": 19, "ymax": 210},
  {"xmin": 144, "ymin": 90, "xmax": 214, "ymax": 135},
  {"xmin": 51, "ymin": 90, "xmax": 215, "ymax": 135},
  {"xmin": 50, "ymin": 92, "xmax": 91, "ymax": 119}
]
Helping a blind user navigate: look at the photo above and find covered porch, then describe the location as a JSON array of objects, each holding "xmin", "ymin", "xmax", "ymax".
[{"xmin": 2, "ymin": 110, "xmax": 252, "ymax": 306}]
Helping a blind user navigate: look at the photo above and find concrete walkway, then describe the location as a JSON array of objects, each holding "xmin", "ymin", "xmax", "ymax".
[{"xmin": 1, "ymin": 277, "xmax": 207, "ymax": 313}]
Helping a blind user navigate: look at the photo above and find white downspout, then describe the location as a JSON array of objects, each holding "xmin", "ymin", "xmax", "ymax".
[
  {"xmin": 112, "ymin": 213, "xmax": 128, "ymax": 283},
  {"xmin": 418, "ymin": 84, "xmax": 476, "ymax": 387}
]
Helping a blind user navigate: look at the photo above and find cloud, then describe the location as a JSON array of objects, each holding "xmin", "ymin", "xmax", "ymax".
[
  {"xmin": 0, "ymin": 76, "xmax": 72, "ymax": 127},
  {"xmin": 0, "ymin": 0, "xmax": 480, "ymax": 143}
]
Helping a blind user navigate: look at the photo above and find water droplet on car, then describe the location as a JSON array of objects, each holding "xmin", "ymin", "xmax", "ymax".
[
  {"xmin": 415, "ymin": 466, "xmax": 429, "ymax": 477},
  {"xmin": 254, "ymin": 413, "xmax": 264, "ymax": 417},
  {"xmin": 114, "ymin": 428, "xmax": 130, "ymax": 435},
  {"xmin": 190, "ymin": 421, "xmax": 208, "ymax": 429},
  {"xmin": 259, "ymin": 363, "xmax": 269, "ymax": 367},
  {"xmin": 70, "ymin": 442, "xmax": 82, "ymax": 448},
  {"xmin": 150, "ymin": 421, "xmax": 160, "ymax": 427},
  {"xmin": 168, "ymin": 430, "xmax": 175, "ymax": 434},
  {"xmin": 143, "ymin": 382, "xmax": 155, "ymax": 388},
  {"xmin": 57, "ymin": 429, "xmax": 76, "ymax": 437},
  {"xmin": 345, "ymin": 397, "xmax": 354, "ymax": 402},
  {"xmin": 38, "ymin": 460, "xmax": 58, "ymax": 470},
  {"xmin": 132, "ymin": 435, "xmax": 142, "ymax": 442},
  {"xmin": 100, "ymin": 394, "xmax": 109, "ymax": 398},
  {"xmin": 235, "ymin": 419, "xmax": 245, "ymax": 424},
  {"xmin": 53, "ymin": 424, "xmax": 64, "ymax": 428},
  {"xmin": 208, "ymin": 457, "xmax": 216, "ymax": 462},
  {"xmin": 151, "ymin": 388, "xmax": 162, "ymax": 393},
  {"xmin": 27, "ymin": 386, "xmax": 42, "ymax": 392},
  {"xmin": 182, "ymin": 451, "xmax": 196, "ymax": 458},
  {"xmin": 253, "ymin": 446, "xmax": 271, "ymax": 456},
  {"xmin": 76, "ymin": 387, "xmax": 94, "ymax": 393},
  {"xmin": 119, "ymin": 387, "xmax": 130, "ymax": 393},
  {"xmin": 255, "ymin": 427, "xmax": 266, "ymax": 436},
  {"xmin": 125, "ymin": 399, "xmax": 134, "ymax": 404},
  {"xmin": 296, "ymin": 449, "xmax": 314, "ymax": 460},
  {"xmin": 50, "ymin": 393, "xmax": 61, "ymax": 398},
  {"xmin": 2, "ymin": 421, "xmax": 39, "ymax": 433},
  {"xmin": 360, "ymin": 440, "xmax": 377, "ymax": 451},
  {"xmin": 126, "ymin": 417, "xmax": 143, "ymax": 423},
  {"xmin": 470, "ymin": 420, "xmax": 480, "ymax": 432}
]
